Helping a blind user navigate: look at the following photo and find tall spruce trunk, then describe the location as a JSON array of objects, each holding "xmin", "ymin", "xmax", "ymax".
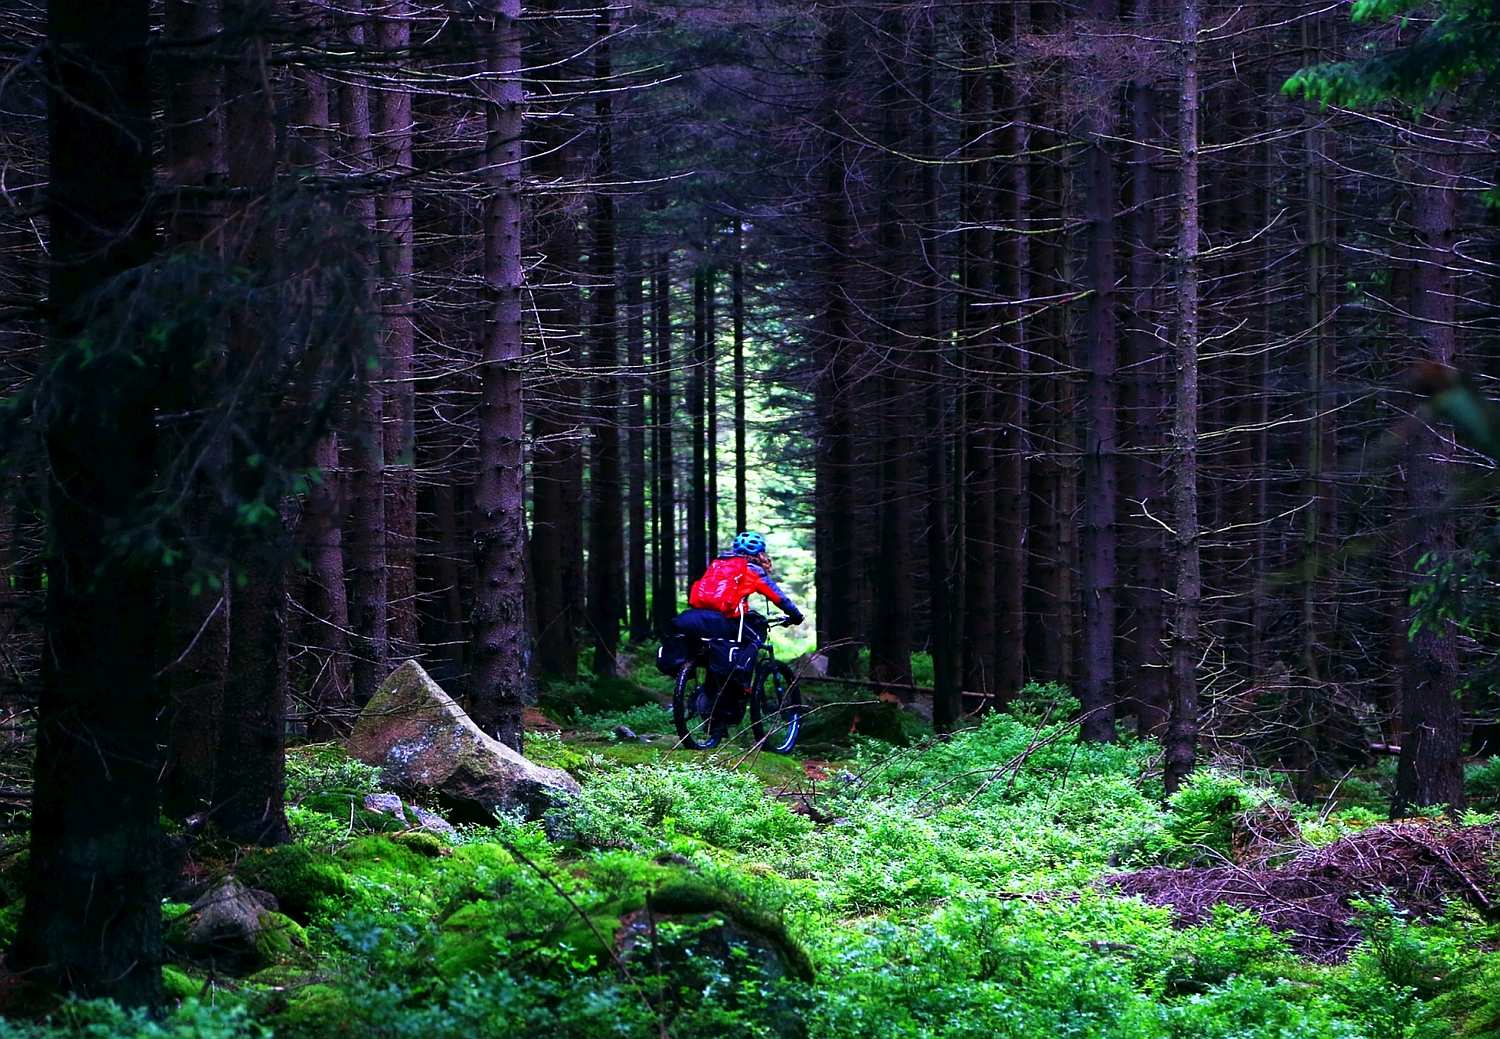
[
  {"xmin": 870, "ymin": 6, "xmax": 913, "ymax": 692},
  {"xmin": 160, "ymin": 0, "xmax": 229, "ymax": 814},
  {"xmin": 688, "ymin": 267, "xmax": 709, "ymax": 579},
  {"xmin": 1395, "ymin": 124, "xmax": 1464, "ymax": 815},
  {"xmin": 993, "ymin": 0, "xmax": 1029, "ymax": 705},
  {"xmin": 733, "ymin": 223, "xmax": 749, "ymax": 533},
  {"xmin": 586, "ymin": 9, "xmax": 624, "ymax": 677},
  {"xmin": 1025, "ymin": 66, "xmax": 1074, "ymax": 688},
  {"xmin": 1292, "ymin": 14, "xmax": 1338, "ymax": 794},
  {"xmin": 959, "ymin": 16, "xmax": 996, "ymax": 695},
  {"xmin": 1165, "ymin": 0, "xmax": 1202, "ymax": 793},
  {"xmin": 1078, "ymin": 0, "xmax": 1121, "ymax": 742},
  {"xmin": 292, "ymin": 25, "xmax": 352, "ymax": 734},
  {"xmin": 918, "ymin": 15, "xmax": 960, "ymax": 730},
  {"xmin": 12, "ymin": 0, "xmax": 162, "ymax": 1004},
  {"xmin": 1124, "ymin": 0, "xmax": 1167, "ymax": 736},
  {"xmin": 527, "ymin": 0, "xmax": 582, "ymax": 679},
  {"xmin": 341, "ymin": 0, "xmax": 389, "ymax": 705},
  {"xmin": 378, "ymin": 0, "xmax": 419, "ymax": 656},
  {"xmin": 652, "ymin": 253, "xmax": 679, "ymax": 627},
  {"xmin": 814, "ymin": 8, "xmax": 858, "ymax": 676},
  {"xmin": 216, "ymin": 0, "xmax": 290, "ymax": 846},
  {"xmin": 470, "ymin": 0, "xmax": 532, "ymax": 747},
  {"xmin": 626, "ymin": 239, "xmax": 650, "ymax": 642},
  {"xmin": 706, "ymin": 265, "xmax": 720, "ymax": 554}
]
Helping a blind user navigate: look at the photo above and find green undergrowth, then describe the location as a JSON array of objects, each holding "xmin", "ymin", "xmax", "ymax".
[{"xmin": 8, "ymin": 707, "xmax": 1500, "ymax": 1038}]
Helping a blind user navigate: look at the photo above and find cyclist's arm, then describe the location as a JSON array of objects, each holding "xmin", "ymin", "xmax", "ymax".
[{"xmin": 748, "ymin": 564, "xmax": 803, "ymax": 623}]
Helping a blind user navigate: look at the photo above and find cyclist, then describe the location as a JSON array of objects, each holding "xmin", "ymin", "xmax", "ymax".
[
  {"xmin": 671, "ymin": 532, "xmax": 803, "ymax": 736},
  {"xmin": 674, "ymin": 530, "xmax": 805, "ymax": 644}
]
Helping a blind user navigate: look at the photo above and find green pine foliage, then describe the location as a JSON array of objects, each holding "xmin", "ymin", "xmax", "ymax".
[{"xmin": 1285, "ymin": 0, "xmax": 1500, "ymax": 109}]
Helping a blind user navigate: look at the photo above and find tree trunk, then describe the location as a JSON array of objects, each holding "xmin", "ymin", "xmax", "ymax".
[
  {"xmin": 652, "ymin": 252, "xmax": 679, "ymax": 627},
  {"xmin": 689, "ymin": 266, "xmax": 709, "ymax": 579},
  {"xmin": 12, "ymin": 0, "xmax": 162, "ymax": 1004},
  {"xmin": 706, "ymin": 265, "xmax": 720, "ymax": 554},
  {"xmin": 292, "ymin": 10, "xmax": 352, "ymax": 736},
  {"xmin": 626, "ymin": 238, "xmax": 650, "ymax": 643},
  {"xmin": 869, "ymin": 6, "xmax": 914, "ymax": 693},
  {"xmin": 1165, "ymin": 0, "xmax": 1201, "ymax": 793},
  {"xmin": 341, "ymin": 0, "xmax": 389, "ymax": 706},
  {"xmin": 814, "ymin": 8, "xmax": 858, "ymax": 677},
  {"xmin": 1123, "ymin": 0, "xmax": 1167, "ymax": 737},
  {"xmin": 214, "ymin": 0, "xmax": 291, "ymax": 846},
  {"xmin": 304, "ymin": 433, "xmax": 352, "ymax": 735},
  {"xmin": 469, "ymin": 0, "xmax": 532, "ymax": 747},
  {"xmin": 586, "ymin": 9, "xmax": 623, "ymax": 678},
  {"xmin": 527, "ymin": 0, "xmax": 581, "ymax": 679},
  {"xmin": 1079, "ymin": 0, "xmax": 1121, "ymax": 743},
  {"xmin": 918, "ymin": 13, "xmax": 960, "ymax": 730},
  {"xmin": 959, "ymin": 11, "xmax": 996, "ymax": 696},
  {"xmin": 1395, "ymin": 122, "xmax": 1465, "ymax": 816},
  {"xmin": 160, "ymin": 0, "xmax": 229, "ymax": 815},
  {"xmin": 1025, "ymin": 68, "xmax": 1073, "ymax": 688},
  {"xmin": 733, "ymin": 223, "xmax": 749, "ymax": 534},
  {"xmin": 993, "ymin": 0, "xmax": 1029, "ymax": 706},
  {"xmin": 378, "ymin": 0, "xmax": 419, "ymax": 657}
]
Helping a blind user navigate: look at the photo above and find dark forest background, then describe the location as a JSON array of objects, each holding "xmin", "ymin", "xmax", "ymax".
[{"xmin": 1, "ymin": 0, "xmax": 1499, "ymax": 1011}]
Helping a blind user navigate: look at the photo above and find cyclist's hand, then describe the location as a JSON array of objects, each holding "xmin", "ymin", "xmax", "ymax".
[{"xmin": 786, "ymin": 610, "xmax": 805, "ymax": 626}]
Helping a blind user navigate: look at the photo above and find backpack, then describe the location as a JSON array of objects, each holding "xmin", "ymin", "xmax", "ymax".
[{"xmin": 689, "ymin": 556, "xmax": 755, "ymax": 617}]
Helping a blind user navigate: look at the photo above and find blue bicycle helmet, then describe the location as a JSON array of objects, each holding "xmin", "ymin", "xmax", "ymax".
[{"xmin": 731, "ymin": 530, "xmax": 767, "ymax": 556}]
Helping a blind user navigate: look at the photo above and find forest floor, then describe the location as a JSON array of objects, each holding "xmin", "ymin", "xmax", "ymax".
[{"xmin": 2, "ymin": 672, "xmax": 1500, "ymax": 1039}]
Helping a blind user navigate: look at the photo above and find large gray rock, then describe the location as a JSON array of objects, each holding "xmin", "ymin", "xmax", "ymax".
[{"xmin": 347, "ymin": 660, "xmax": 580, "ymax": 823}]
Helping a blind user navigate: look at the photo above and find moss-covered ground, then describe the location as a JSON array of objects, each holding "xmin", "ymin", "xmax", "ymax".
[{"xmin": 2, "ymin": 674, "xmax": 1499, "ymax": 1039}]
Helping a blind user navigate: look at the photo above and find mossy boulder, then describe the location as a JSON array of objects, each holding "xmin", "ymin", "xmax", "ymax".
[
  {"xmin": 391, "ymin": 830, "xmax": 449, "ymax": 857},
  {"xmin": 620, "ymin": 879, "xmax": 813, "ymax": 1037},
  {"xmin": 236, "ymin": 844, "xmax": 352, "ymax": 921},
  {"xmin": 434, "ymin": 900, "xmax": 515, "ymax": 976},
  {"xmin": 168, "ymin": 876, "xmax": 308, "ymax": 972},
  {"xmin": 347, "ymin": 660, "xmax": 580, "ymax": 823},
  {"xmin": 297, "ymin": 791, "xmax": 408, "ymax": 834},
  {"xmin": 274, "ymin": 982, "xmax": 362, "ymax": 1039},
  {"xmin": 336, "ymin": 834, "xmax": 438, "ymax": 895},
  {"xmin": 162, "ymin": 965, "xmax": 202, "ymax": 1001},
  {"xmin": 645, "ymin": 878, "xmax": 813, "ymax": 982}
]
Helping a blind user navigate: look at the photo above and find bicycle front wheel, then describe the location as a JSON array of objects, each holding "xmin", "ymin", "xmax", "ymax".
[{"xmin": 750, "ymin": 661, "xmax": 804, "ymax": 753}]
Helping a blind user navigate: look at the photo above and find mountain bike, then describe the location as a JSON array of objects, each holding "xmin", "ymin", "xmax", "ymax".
[{"xmin": 672, "ymin": 616, "xmax": 804, "ymax": 753}]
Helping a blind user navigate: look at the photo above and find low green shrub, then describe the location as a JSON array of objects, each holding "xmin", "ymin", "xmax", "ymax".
[
  {"xmin": 284, "ymin": 746, "xmax": 381, "ymax": 804},
  {"xmin": 1149, "ymin": 770, "xmax": 1281, "ymax": 865},
  {"xmin": 236, "ymin": 844, "xmax": 352, "ymax": 922},
  {"xmin": 573, "ymin": 702, "xmax": 676, "ymax": 738},
  {"xmin": 538, "ymin": 674, "xmax": 658, "ymax": 721},
  {"xmin": 546, "ymin": 762, "xmax": 812, "ymax": 854},
  {"xmin": 1466, "ymin": 757, "xmax": 1500, "ymax": 808},
  {"xmin": 0, "ymin": 999, "xmax": 266, "ymax": 1039}
]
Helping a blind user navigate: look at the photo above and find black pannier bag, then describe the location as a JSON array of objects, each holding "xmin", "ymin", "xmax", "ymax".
[
  {"xmin": 705, "ymin": 638, "xmax": 757, "ymax": 678},
  {"xmin": 655, "ymin": 632, "xmax": 697, "ymax": 677}
]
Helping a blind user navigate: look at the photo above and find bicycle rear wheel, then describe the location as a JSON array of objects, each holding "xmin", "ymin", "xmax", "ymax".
[
  {"xmin": 673, "ymin": 661, "xmax": 725, "ymax": 750},
  {"xmin": 750, "ymin": 661, "xmax": 804, "ymax": 753}
]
